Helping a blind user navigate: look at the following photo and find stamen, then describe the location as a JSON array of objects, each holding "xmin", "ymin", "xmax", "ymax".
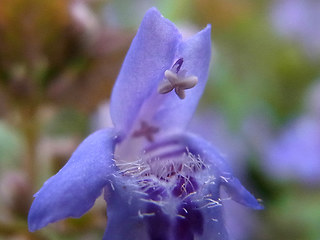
[
  {"xmin": 157, "ymin": 58, "xmax": 198, "ymax": 99},
  {"xmin": 175, "ymin": 87, "xmax": 185, "ymax": 99}
]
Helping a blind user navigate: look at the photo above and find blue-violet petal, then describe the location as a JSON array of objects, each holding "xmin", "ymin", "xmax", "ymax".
[
  {"xmin": 28, "ymin": 129, "xmax": 117, "ymax": 231},
  {"xmin": 110, "ymin": 7, "xmax": 181, "ymax": 134}
]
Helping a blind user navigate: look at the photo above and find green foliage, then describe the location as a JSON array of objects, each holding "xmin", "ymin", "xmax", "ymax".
[{"xmin": 0, "ymin": 121, "xmax": 23, "ymax": 169}]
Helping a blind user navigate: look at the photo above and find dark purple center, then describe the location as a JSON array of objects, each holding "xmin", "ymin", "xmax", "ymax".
[
  {"xmin": 172, "ymin": 176, "xmax": 198, "ymax": 198},
  {"xmin": 145, "ymin": 175, "xmax": 204, "ymax": 240},
  {"xmin": 174, "ymin": 202, "xmax": 204, "ymax": 240},
  {"xmin": 146, "ymin": 204, "xmax": 171, "ymax": 240}
]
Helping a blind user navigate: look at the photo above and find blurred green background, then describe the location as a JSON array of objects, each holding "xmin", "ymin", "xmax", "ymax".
[{"xmin": 0, "ymin": 0, "xmax": 319, "ymax": 239}]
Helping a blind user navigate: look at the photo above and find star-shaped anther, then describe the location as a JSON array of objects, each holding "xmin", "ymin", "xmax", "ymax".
[
  {"xmin": 157, "ymin": 69, "xmax": 198, "ymax": 99},
  {"xmin": 132, "ymin": 121, "xmax": 159, "ymax": 142}
]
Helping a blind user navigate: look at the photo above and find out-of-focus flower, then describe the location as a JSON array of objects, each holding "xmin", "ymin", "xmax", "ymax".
[
  {"xmin": 270, "ymin": 0, "xmax": 320, "ymax": 58},
  {"xmin": 28, "ymin": 8, "xmax": 262, "ymax": 240},
  {"xmin": 265, "ymin": 116, "xmax": 320, "ymax": 184},
  {"xmin": 264, "ymin": 81, "xmax": 320, "ymax": 184}
]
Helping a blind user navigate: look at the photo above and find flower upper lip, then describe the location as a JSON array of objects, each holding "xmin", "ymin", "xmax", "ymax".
[{"xmin": 110, "ymin": 7, "xmax": 212, "ymax": 135}]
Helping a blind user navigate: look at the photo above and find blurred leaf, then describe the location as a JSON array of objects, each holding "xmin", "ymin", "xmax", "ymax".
[
  {"xmin": 0, "ymin": 121, "xmax": 23, "ymax": 167},
  {"xmin": 263, "ymin": 187, "xmax": 320, "ymax": 240},
  {"xmin": 44, "ymin": 108, "xmax": 88, "ymax": 136}
]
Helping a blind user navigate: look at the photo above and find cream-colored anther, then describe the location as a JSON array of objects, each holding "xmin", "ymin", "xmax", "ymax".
[{"xmin": 157, "ymin": 69, "xmax": 198, "ymax": 99}]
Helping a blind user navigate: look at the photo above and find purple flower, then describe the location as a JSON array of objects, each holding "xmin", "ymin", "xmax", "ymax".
[
  {"xmin": 28, "ymin": 8, "xmax": 262, "ymax": 240},
  {"xmin": 263, "ymin": 81, "xmax": 320, "ymax": 185},
  {"xmin": 265, "ymin": 115, "xmax": 320, "ymax": 184},
  {"xmin": 270, "ymin": 0, "xmax": 320, "ymax": 58}
]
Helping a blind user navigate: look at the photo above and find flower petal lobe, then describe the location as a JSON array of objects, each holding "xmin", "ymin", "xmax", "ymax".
[
  {"xmin": 110, "ymin": 8, "xmax": 181, "ymax": 134},
  {"xmin": 28, "ymin": 129, "xmax": 117, "ymax": 231}
]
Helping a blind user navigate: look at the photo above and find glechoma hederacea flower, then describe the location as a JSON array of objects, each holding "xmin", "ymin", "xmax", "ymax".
[{"xmin": 28, "ymin": 8, "xmax": 262, "ymax": 240}]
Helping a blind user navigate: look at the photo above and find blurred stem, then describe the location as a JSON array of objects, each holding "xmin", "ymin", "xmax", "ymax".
[{"xmin": 19, "ymin": 104, "xmax": 40, "ymax": 193}]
